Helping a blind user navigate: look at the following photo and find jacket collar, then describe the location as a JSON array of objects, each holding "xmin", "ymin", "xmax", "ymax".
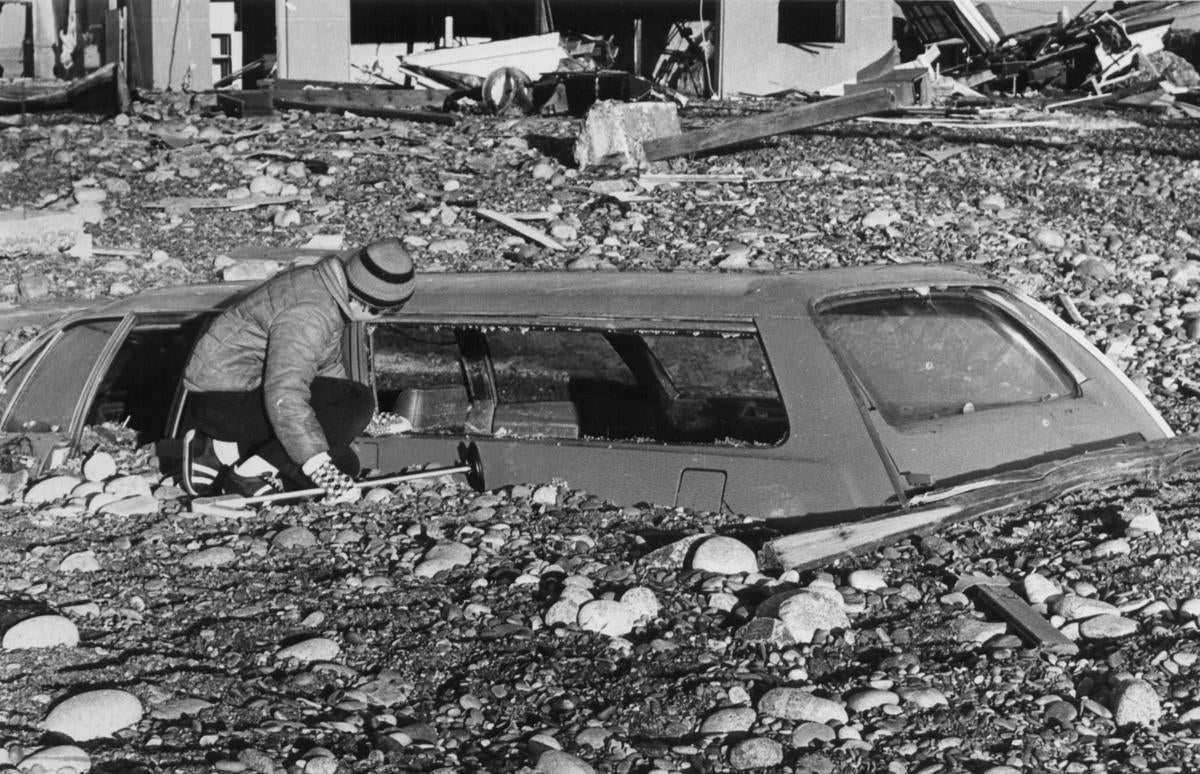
[{"xmin": 316, "ymin": 254, "xmax": 353, "ymax": 319}]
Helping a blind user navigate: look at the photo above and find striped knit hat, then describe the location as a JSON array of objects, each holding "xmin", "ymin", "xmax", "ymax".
[{"xmin": 345, "ymin": 238, "xmax": 416, "ymax": 309}]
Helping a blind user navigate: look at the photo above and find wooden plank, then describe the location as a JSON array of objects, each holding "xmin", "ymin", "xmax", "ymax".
[
  {"xmin": 968, "ymin": 583, "xmax": 1079, "ymax": 655},
  {"xmin": 762, "ymin": 435, "xmax": 1200, "ymax": 571},
  {"xmin": 474, "ymin": 208, "xmax": 565, "ymax": 251},
  {"xmin": 759, "ymin": 506, "xmax": 962, "ymax": 571},
  {"xmin": 143, "ymin": 195, "xmax": 300, "ymax": 211},
  {"xmin": 271, "ymin": 95, "xmax": 456, "ymax": 126},
  {"xmin": 271, "ymin": 84, "xmax": 452, "ymax": 110},
  {"xmin": 642, "ymin": 90, "xmax": 896, "ymax": 162}
]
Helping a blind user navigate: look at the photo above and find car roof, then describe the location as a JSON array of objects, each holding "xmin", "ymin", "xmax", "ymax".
[{"xmin": 83, "ymin": 263, "xmax": 997, "ymax": 320}]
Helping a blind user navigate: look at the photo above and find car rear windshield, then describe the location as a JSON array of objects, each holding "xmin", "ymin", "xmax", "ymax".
[{"xmin": 820, "ymin": 293, "xmax": 1076, "ymax": 425}]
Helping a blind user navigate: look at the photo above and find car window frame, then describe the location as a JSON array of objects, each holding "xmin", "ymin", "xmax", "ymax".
[
  {"xmin": 0, "ymin": 314, "xmax": 134, "ymax": 442},
  {"xmin": 811, "ymin": 285, "xmax": 1086, "ymax": 427},
  {"xmin": 360, "ymin": 314, "xmax": 791, "ymax": 451}
]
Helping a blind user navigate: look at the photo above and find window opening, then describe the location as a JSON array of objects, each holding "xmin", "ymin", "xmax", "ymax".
[
  {"xmin": 85, "ymin": 320, "xmax": 207, "ymax": 444},
  {"xmin": 778, "ymin": 0, "xmax": 845, "ymax": 45},
  {"xmin": 820, "ymin": 294, "xmax": 1076, "ymax": 425},
  {"xmin": 3, "ymin": 320, "xmax": 120, "ymax": 434},
  {"xmin": 368, "ymin": 323, "xmax": 788, "ymax": 447}
]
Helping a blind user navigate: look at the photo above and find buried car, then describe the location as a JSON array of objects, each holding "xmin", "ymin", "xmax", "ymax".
[{"xmin": 0, "ymin": 262, "xmax": 1177, "ymax": 521}]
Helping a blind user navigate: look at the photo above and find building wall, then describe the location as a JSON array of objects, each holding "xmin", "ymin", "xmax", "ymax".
[
  {"xmin": 0, "ymin": 3, "xmax": 25, "ymax": 77},
  {"xmin": 279, "ymin": 0, "xmax": 350, "ymax": 81},
  {"xmin": 128, "ymin": 0, "xmax": 212, "ymax": 90},
  {"xmin": 718, "ymin": 0, "xmax": 894, "ymax": 96}
]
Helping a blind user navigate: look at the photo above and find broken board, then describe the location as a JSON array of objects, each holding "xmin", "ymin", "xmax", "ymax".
[
  {"xmin": 968, "ymin": 582, "xmax": 1079, "ymax": 656},
  {"xmin": 641, "ymin": 89, "xmax": 896, "ymax": 162},
  {"xmin": 761, "ymin": 435, "xmax": 1200, "ymax": 571}
]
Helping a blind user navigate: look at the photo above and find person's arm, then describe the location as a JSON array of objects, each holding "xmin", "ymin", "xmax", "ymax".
[{"xmin": 263, "ymin": 304, "xmax": 338, "ymax": 466}]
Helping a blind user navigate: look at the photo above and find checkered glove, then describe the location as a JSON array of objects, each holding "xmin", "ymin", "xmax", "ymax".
[{"xmin": 302, "ymin": 453, "xmax": 361, "ymax": 504}]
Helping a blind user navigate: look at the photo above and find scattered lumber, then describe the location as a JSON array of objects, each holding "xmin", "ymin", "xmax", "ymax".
[
  {"xmin": 1057, "ymin": 292, "xmax": 1086, "ymax": 326},
  {"xmin": 0, "ymin": 62, "xmax": 121, "ymax": 116},
  {"xmin": 641, "ymin": 89, "xmax": 896, "ymax": 162},
  {"xmin": 271, "ymin": 80, "xmax": 454, "ymax": 111},
  {"xmin": 638, "ymin": 173, "xmax": 805, "ymax": 188},
  {"xmin": 475, "ymin": 208, "xmax": 565, "ymax": 251},
  {"xmin": 761, "ymin": 434, "xmax": 1200, "ymax": 571},
  {"xmin": 143, "ymin": 195, "xmax": 300, "ymax": 211},
  {"xmin": 966, "ymin": 581, "xmax": 1079, "ymax": 656}
]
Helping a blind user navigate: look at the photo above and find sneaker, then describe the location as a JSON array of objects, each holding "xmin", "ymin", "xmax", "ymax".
[
  {"xmin": 181, "ymin": 429, "xmax": 222, "ymax": 496},
  {"xmin": 215, "ymin": 467, "xmax": 282, "ymax": 498}
]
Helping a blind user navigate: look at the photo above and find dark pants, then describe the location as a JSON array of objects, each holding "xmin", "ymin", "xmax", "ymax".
[{"xmin": 183, "ymin": 377, "xmax": 374, "ymax": 488}]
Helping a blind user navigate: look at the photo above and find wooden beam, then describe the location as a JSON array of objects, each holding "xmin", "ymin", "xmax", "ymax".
[
  {"xmin": 474, "ymin": 208, "xmax": 565, "ymax": 251},
  {"xmin": 143, "ymin": 195, "xmax": 301, "ymax": 211},
  {"xmin": 761, "ymin": 435, "xmax": 1200, "ymax": 571},
  {"xmin": 271, "ymin": 94, "xmax": 456, "ymax": 125},
  {"xmin": 641, "ymin": 89, "xmax": 896, "ymax": 162},
  {"xmin": 968, "ymin": 582, "xmax": 1079, "ymax": 655},
  {"xmin": 271, "ymin": 83, "xmax": 452, "ymax": 111}
]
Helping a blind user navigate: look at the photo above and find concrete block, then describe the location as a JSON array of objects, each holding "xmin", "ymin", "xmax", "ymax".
[
  {"xmin": 573, "ymin": 101, "xmax": 681, "ymax": 169},
  {"xmin": 0, "ymin": 208, "xmax": 85, "ymax": 256}
]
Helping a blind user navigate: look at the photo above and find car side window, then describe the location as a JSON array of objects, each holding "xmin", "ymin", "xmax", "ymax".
[
  {"xmin": 2, "ymin": 319, "xmax": 121, "ymax": 433},
  {"xmin": 368, "ymin": 322, "xmax": 788, "ymax": 447},
  {"xmin": 820, "ymin": 293, "xmax": 1076, "ymax": 425}
]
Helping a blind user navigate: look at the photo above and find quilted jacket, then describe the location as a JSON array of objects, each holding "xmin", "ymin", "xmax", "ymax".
[{"xmin": 183, "ymin": 256, "xmax": 355, "ymax": 465}]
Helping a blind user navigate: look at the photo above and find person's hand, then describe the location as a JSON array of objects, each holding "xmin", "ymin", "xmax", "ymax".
[{"xmin": 303, "ymin": 453, "xmax": 361, "ymax": 504}]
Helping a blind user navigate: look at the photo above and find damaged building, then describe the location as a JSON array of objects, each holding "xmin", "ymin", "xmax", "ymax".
[{"xmin": 0, "ymin": 0, "xmax": 894, "ymax": 96}]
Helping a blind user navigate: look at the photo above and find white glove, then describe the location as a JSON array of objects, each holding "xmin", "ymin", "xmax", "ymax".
[{"xmin": 302, "ymin": 452, "xmax": 361, "ymax": 504}]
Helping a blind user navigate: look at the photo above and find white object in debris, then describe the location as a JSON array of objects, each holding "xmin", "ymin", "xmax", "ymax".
[{"xmin": 401, "ymin": 33, "xmax": 567, "ymax": 80}]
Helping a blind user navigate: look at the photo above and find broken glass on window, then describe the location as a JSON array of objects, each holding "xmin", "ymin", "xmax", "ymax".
[{"xmin": 821, "ymin": 294, "xmax": 1076, "ymax": 425}]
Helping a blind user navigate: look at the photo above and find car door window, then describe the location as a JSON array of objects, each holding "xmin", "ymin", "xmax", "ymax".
[
  {"xmin": 820, "ymin": 293, "xmax": 1076, "ymax": 425},
  {"xmin": 2, "ymin": 319, "xmax": 121, "ymax": 433},
  {"xmin": 84, "ymin": 319, "xmax": 206, "ymax": 444}
]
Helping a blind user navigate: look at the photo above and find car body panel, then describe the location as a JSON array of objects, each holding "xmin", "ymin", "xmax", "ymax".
[{"xmin": 0, "ymin": 265, "xmax": 1173, "ymax": 522}]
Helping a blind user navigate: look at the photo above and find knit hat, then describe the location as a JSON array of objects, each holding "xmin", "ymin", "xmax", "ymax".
[{"xmin": 345, "ymin": 238, "xmax": 415, "ymax": 309}]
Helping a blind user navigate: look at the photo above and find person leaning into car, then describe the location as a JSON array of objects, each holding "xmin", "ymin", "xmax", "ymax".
[{"xmin": 178, "ymin": 238, "xmax": 415, "ymax": 503}]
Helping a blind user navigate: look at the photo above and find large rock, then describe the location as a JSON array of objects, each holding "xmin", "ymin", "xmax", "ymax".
[
  {"xmin": 536, "ymin": 750, "xmax": 595, "ymax": 774},
  {"xmin": 181, "ymin": 546, "xmax": 238, "ymax": 568},
  {"xmin": 275, "ymin": 636, "xmax": 340, "ymax": 662},
  {"xmin": 577, "ymin": 600, "xmax": 635, "ymax": 637},
  {"xmin": 16, "ymin": 745, "xmax": 91, "ymax": 773},
  {"xmin": 757, "ymin": 688, "xmax": 847, "ymax": 724},
  {"xmin": 1112, "ymin": 679, "xmax": 1161, "ymax": 726},
  {"xmin": 574, "ymin": 101, "xmax": 681, "ymax": 169},
  {"xmin": 81, "ymin": 451, "xmax": 117, "ymax": 482},
  {"xmin": 0, "ymin": 207, "xmax": 85, "ymax": 255},
  {"xmin": 104, "ymin": 474, "xmax": 153, "ymax": 498},
  {"xmin": 41, "ymin": 689, "xmax": 143, "ymax": 741},
  {"xmin": 2, "ymin": 614, "xmax": 79, "ymax": 649},
  {"xmin": 272, "ymin": 526, "xmax": 318, "ymax": 550},
  {"xmin": 1054, "ymin": 594, "xmax": 1119, "ymax": 621},
  {"xmin": 729, "ymin": 736, "xmax": 783, "ymax": 770},
  {"xmin": 775, "ymin": 590, "xmax": 851, "ymax": 644},
  {"xmin": 99, "ymin": 494, "xmax": 160, "ymax": 517},
  {"xmin": 845, "ymin": 688, "xmax": 900, "ymax": 713},
  {"xmin": 689, "ymin": 536, "xmax": 757, "ymax": 575},
  {"xmin": 698, "ymin": 706, "xmax": 756, "ymax": 734},
  {"xmin": 1022, "ymin": 572, "xmax": 1060, "ymax": 605},
  {"xmin": 24, "ymin": 475, "xmax": 82, "ymax": 505},
  {"xmin": 1079, "ymin": 614, "xmax": 1137, "ymax": 640},
  {"xmin": 619, "ymin": 586, "xmax": 661, "ymax": 623}
]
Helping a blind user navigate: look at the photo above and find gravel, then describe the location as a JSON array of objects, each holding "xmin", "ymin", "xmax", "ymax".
[{"xmin": 1, "ymin": 95, "xmax": 1200, "ymax": 772}]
